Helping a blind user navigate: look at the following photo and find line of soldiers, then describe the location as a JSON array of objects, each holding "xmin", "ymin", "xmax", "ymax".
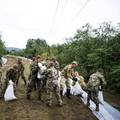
[
  {"xmin": 26, "ymin": 56, "xmax": 63, "ymax": 106},
  {"xmin": 0, "ymin": 56, "xmax": 106, "ymax": 111}
]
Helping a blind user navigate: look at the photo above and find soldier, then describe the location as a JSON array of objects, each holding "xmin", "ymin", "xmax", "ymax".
[
  {"xmin": 26, "ymin": 57, "xmax": 39, "ymax": 100},
  {"xmin": 37, "ymin": 56, "xmax": 46, "ymax": 100},
  {"xmin": 0, "ymin": 56, "xmax": 2, "ymax": 68},
  {"xmin": 16, "ymin": 58, "xmax": 26, "ymax": 86},
  {"xmin": 41, "ymin": 57, "xmax": 51, "ymax": 89},
  {"xmin": 46, "ymin": 61, "xmax": 62, "ymax": 107},
  {"xmin": 2, "ymin": 64, "xmax": 18, "ymax": 97},
  {"xmin": 87, "ymin": 68, "xmax": 106, "ymax": 111},
  {"xmin": 74, "ymin": 72, "xmax": 87, "ymax": 90},
  {"xmin": 0, "ymin": 67, "xmax": 2, "ymax": 99},
  {"xmin": 61, "ymin": 61, "xmax": 78, "ymax": 99},
  {"xmin": 51, "ymin": 57, "xmax": 60, "ymax": 70}
]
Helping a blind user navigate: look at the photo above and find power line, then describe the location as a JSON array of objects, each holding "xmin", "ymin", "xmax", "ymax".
[
  {"xmin": 51, "ymin": 0, "xmax": 60, "ymax": 30},
  {"xmin": 69, "ymin": 0, "xmax": 91, "ymax": 26},
  {"xmin": 60, "ymin": 0, "xmax": 68, "ymax": 17}
]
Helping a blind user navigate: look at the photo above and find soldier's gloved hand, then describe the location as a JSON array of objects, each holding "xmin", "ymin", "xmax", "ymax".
[
  {"xmin": 72, "ymin": 81, "xmax": 76, "ymax": 86},
  {"xmin": 99, "ymin": 86, "xmax": 103, "ymax": 91},
  {"xmin": 99, "ymin": 88, "xmax": 102, "ymax": 91},
  {"xmin": 72, "ymin": 77, "xmax": 78, "ymax": 82}
]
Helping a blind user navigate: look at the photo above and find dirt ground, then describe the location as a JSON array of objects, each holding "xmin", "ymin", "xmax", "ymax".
[{"xmin": 0, "ymin": 56, "xmax": 98, "ymax": 120}]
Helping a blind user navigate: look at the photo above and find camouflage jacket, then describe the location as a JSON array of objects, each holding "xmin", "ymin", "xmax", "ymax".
[
  {"xmin": 54, "ymin": 61, "xmax": 60, "ymax": 69},
  {"xmin": 30, "ymin": 61, "xmax": 38, "ymax": 77},
  {"xmin": 47, "ymin": 67, "xmax": 59, "ymax": 81},
  {"xmin": 87, "ymin": 72, "xmax": 106, "ymax": 90},
  {"xmin": 17, "ymin": 62, "xmax": 24, "ymax": 73},
  {"xmin": 6, "ymin": 68, "xmax": 18, "ymax": 82},
  {"xmin": 61, "ymin": 65, "xmax": 74, "ymax": 79}
]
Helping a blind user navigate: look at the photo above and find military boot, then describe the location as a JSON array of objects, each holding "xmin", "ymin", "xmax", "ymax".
[
  {"xmin": 87, "ymin": 97, "xmax": 90, "ymax": 107},
  {"xmin": 60, "ymin": 90, "xmax": 63, "ymax": 96},
  {"xmin": 47, "ymin": 102, "xmax": 52, "ymax": 107},
  {"xmin": 38, "ymin": 91, "xmax": 41, "ymax": 100},
  {"xmin": 58, "ymin": 102, "xmax": 63, "ymax": 107},
  {"xmin": 66, "ymin": 89, "xmax": 71, "ymax": 99},
  {"xmin": 87, "ymin": 102, "xmax": 90, "ymax": 107},
  {"xmin": 96, "ymin": 104, "xmax": 99, "ymax": 111},
  {"xmin": 26, "ymin": 94, "xmax": 31, "ymax": 100}
]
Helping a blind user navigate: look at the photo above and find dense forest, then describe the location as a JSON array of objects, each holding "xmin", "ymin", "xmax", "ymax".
[{"xmin": 2, "ymin": 22, "xmax": 120, "ymax": 92}]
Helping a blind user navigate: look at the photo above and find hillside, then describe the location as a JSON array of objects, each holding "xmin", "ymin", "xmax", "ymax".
[
  {"xmin": 6, "ymin": 47, "xmax": 22, "ymax": 52},
  {"xmin": 0, "ymin": 56, "xmax": 98, "ymax": 120}
]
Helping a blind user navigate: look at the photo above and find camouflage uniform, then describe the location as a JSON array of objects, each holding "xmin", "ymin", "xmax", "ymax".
[
  {"xmin": 2, "ymin": 65, "xmax": 18, "ymax": 96},
  {"xmin": 87, "ymin": 71, "xmax": 106, "ymax": 111},
  {"xmin": 54, "ymin": 61, "xmax": 60, "ymax": 70},
  {"xmin": 61, "ymin": 65, "xmax": 75, "ymax": 98},
  {"xmin": 51, "ymin": 58, "xmax": 60, "ymax": 70},
  {"xmin": 78, "ymin": 75, "xmax": 87, "ymax": 90},
  {"xmin": 16, "ymin": 59, "xmax": 26, "ymax": 86},
  {"xmin": 0, "ymin": 69, "xmax": 2, "ymax": 98},
  {"xmin": 26, "ymin": 60, "xmax": 39, "ymax": 99},
  {"xmin": 62, "ymin": 65, "xmax": 74, "ymax": 88},
  {"xmin": 46, "ymin": 65, "xmax": 62, "ymax": 106},
  {"xmin": 37, "ymin": 62, "xmax": 47, "ymax": 100}
]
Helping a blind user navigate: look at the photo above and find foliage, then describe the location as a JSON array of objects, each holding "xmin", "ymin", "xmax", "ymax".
[
  {"xmin": 6, "ymin": 22, "xmax": 120, "ymax": 92},
  {"xmin": 51, "ymin": 22, "xmax": 120, "ymax": 91},
  {"xmin": 0, "ymin": 36, "xmax": 6, "ymax": 56},
  {"xmin": 25, "ymin": 38, "xmax": 48, "ymax": 58}
]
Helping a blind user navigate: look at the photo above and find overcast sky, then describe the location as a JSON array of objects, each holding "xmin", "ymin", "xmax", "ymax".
[{"xmin": 0, "ymin": 0, "xmax": 120, "ymax": 48}]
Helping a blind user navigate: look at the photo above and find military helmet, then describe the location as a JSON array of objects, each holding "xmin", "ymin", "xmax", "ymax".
[
  {"xmin": 32, "ymin": 57, "xmax": 36, "ymax": 61},
  {"xmin": 13, "ymin": 64, "xmax": 18, "ymax": 69},
  {"xmin": 18, "ymin": 58, "xmax": 22, "ymax": 61},
  {"xmin": 51, "ymin": 57, "xmax": 56, "ymax": 62},
  {"xmin": 97, "ymin": 68, "xmax": 104, "ymax": 74},
  {"xmin": 48, "ymin": 61, "xmax": 54, "ymax": 67},
  {"xmin": 72, "ymin": 61, "xmax": 78, "ymax": 65},
  {"xmin": 36, "ymin": 55, "xmax": 41, "ymax": 59}
]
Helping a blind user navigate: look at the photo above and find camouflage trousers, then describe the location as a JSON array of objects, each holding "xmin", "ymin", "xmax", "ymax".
[
  {"xmin": 87, "ymin": 88, "xmax": 99, "ymax": 105},
  {"xmin": 16, "ymin": 72, "xmax": 26, "ymax": 86},
  {"xmin": 60, "ymin": 77, "xmax": 71, "ymax": 90},
  {"xmin": 26, "ymin": 77, "xmax": 42, "ymax": 99},
  {"xmin": 47, "ymin": 80, "xmax": 62, "ymax": 105}
]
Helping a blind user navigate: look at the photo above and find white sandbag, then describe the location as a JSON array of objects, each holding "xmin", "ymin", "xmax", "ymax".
[
  {"xmin": 37, "ymin": 62, "xmax": 47, "ymax": 79},
  {"xmin": 2, "ymin": 57, "xmax": 7, "ymax": 65},
  {"xmin": 71, "ymin": 81, "xmax": 83, "ymax": 95},
  {"xmin": 38, "ymin": 63, "xmax": 46, "ymax": 71},
  {"xmin": 98, "ymin": 91, "xmax": 104, "ymax": 104},
  {"xmin": 4, "ymin": 80, "xmax": 16, "ymax": 101},
  {"xmin": 37, "ymin": 72, "xmax": 43, "ymax": 79},
  {"xmin": 53, "ymin": 71, "xmax": 61, "ymax": 87}
]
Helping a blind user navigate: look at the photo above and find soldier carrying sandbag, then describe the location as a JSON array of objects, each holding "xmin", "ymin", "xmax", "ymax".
[
  {"xmin": 46, "ymin": 61, "xmax": 62, "ymax": 107},
  {"xmin": 87, "ymin": 68, "xmax": 106, "ymax": 111}
]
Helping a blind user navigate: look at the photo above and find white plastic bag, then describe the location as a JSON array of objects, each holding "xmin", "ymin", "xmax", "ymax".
[
  {"xmin": 37, "ymin": 72, "xmax": 43, "ymax": 79},
  {"xmin": 98, "ymin": 91, "xmax": 104, "ymax": 104},
  {"xmin": 4, "ymin": 80, "xmax": 17, "ymax": 101},
  {"xmin": 37, "ymin": 62, "xmax": 46, "ymax": 79}
]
